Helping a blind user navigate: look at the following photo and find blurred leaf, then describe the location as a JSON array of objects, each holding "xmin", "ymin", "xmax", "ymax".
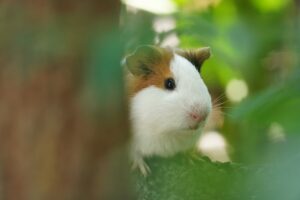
[
  {"xmin": 230, "ymin": 73, "xmax": 300, "ymax": 133},
  {"xmin": 251, "ymin": 0, "xmax": 292, "ymax": 13}
]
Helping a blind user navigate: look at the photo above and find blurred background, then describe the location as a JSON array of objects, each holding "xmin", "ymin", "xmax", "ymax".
[{"xmin": 0, "ymin": 0, "xmax": 299, "ymax": 199}]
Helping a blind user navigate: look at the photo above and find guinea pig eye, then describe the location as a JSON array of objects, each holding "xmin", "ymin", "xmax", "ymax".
[{"xmin": 164, "ymin": 78, "xmax": 176, "ymax": 90}]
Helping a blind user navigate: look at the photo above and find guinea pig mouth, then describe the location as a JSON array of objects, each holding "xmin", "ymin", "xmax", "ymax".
[
  {"xmin": 188, "ymin": 122, "xmax": 202, "ymax": 130},
  {"xmin": 189, "ymin": 124, "xmax": 199, "ymax": 130}
]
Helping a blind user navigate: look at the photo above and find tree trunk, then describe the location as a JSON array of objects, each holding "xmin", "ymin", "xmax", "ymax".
[{"xmin": 0, "ymin": 1, "xmax": 131, "ymax": 200}]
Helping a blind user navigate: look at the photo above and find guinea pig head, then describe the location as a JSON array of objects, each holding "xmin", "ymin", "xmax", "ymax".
[{"xmin": 126, "ymin": 45, "xmax": 212, "ymax": 152}]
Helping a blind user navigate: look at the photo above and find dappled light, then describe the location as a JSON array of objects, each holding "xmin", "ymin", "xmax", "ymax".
[
  {"xmin": 268, "ymin": 122, "xmax": 286, "ymax": 143},
  {"xmin": 198, "ymin": 131, "xmax": 230, "ymax": 162},
  {"xmin": 225, "ymin": 79, "xmax": 249, "ymax": 103},
  {"xmin": 123, "ymin": 0, "xmax": 177, "ymax": 14}
]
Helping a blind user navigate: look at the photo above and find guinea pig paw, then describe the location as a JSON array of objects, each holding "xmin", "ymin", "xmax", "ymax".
[{"xmin": 132, "ymin": 159, "xmax": 151, "ymax": 177}]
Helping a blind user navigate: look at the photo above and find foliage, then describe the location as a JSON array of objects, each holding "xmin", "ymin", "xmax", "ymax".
[{"xmin": 136, "ymin": 149, "xmax": 300, "ymax": 200}]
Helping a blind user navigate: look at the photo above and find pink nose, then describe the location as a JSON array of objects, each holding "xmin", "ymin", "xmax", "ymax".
[{"xmin": 190, "ymin": 112, "xmax": 204, "ymax": 123}]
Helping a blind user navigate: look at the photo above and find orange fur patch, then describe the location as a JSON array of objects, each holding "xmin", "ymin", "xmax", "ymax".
[{"xmin": 127, "ymin": 48, "xmax": 174, "ymax": 96}]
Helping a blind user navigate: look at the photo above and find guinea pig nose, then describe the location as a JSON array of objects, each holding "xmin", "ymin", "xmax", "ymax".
[{"xmin": 189, "ymin": 112, "xmax": 203, "ymax": 123}]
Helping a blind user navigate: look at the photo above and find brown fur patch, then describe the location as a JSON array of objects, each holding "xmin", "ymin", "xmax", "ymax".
[
  {"xmin": 127, "ymin": 48, "xmax": 174, "ymax": 96},
  {"xmin": 175, "ymin": 47, "xmax": 210, "ymax": 71}
]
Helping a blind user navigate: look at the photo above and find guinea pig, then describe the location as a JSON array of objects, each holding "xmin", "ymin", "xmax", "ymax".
[{"xmin": 124, "ymin": 45, "xmax": 212, "ymax": 175}]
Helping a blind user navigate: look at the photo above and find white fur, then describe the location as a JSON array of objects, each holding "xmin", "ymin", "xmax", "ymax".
[{"xmin": 130, "ymin": 53, "xmax": 212, "ymax": 174}]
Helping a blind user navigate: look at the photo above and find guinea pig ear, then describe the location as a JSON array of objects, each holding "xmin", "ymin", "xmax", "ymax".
[
  {"xmin": 176, "ymin": 47, "xmax": 211, "ymax": 72},
  {"xmin": 125, "ymin": 45, "xmax": 162, "ymax": 76}
]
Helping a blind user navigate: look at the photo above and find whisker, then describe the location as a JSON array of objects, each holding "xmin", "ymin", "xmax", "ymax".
[
  {"xmin": 213, "ymin": 101, "xmax": 231, "ymax": 108},
  {"xmin": 213, "ymin": 105, "xmax": 233, "ymax": 110},
  {"xmin": 213, "ymin": 93, "xmax": 226, "ymax": 104},
  {"xmin": 214, "ymin": 109, "xmax": 234, "ymax": 118},
  {"xmin": 213, "ymin": 101, "xmax": 227, "ymax": 107},
  {"xmin": 212, "ymin": 94, "xmax": 229, "ymax": 110}
]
